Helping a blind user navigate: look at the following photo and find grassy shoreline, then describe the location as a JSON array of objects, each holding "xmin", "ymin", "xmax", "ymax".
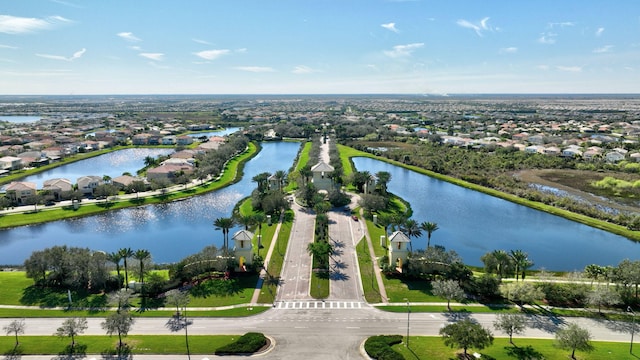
[
  {"xmin": 0, "ymin": 142, "xmax": 259, "ymax": 230},
  {"xmin": 337, "ymin": 144, "xmax": 640, "ymax": 241}
]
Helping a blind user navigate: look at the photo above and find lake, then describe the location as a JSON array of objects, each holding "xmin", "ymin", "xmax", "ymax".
[
  {"xmin": 8, "ymin": 148, "xmax": 175, "ymax": 189},
  {"xmin": 352, "ymin": 157, "xmax": 640, "ymax": 271},
  {"xmin": 0, "ymin": 116, "xmax": 41, "ymax": 124},
  {"xmin": 0, "ymin": 141, "xmax": 301, "ymax": 265}
]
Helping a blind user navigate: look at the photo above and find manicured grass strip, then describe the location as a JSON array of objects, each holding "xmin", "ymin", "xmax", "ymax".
[
  {"xmin": 377, "ymin": 305, "xmax": 518, "ymax": 314},
  {"xmin": 356, "ymin": 235, "xmax": 382, "ymax": 303},
  {"xmin": 0, "ymin": 335, "xmax": 240, "ymax": 355},
  {"xmin": 258, "ymin": 210, "xmax": 294, "ymax": 304},
  {"xmin": 0, "ymin": 306, "xmax": 270, "ymax": 318},
  {"xmin": 309, "ymin": 271, "xmax": 329, "ymax": 299},
  {"xmin": 0, "ymin": 142, "xmax": 258, "ymax": 229},
  {"xmin": 285, "ymin": 141, "xmax": 311, "ymax": 192},
  {"xmin": 392, "ymin": 336, "xmax": 630, "ymax": 360}
]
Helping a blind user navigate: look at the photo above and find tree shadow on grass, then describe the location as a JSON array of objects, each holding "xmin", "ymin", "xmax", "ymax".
[
  {"xmin": 2, "ymin": 345, "xmax": 23, "ymax": 360},
  {"xmin": 505, "ymin": 345, "xmax": 544, "ymax": 360},
  {"xmin": 20, "ymin": 286, "xmax": 108, "ymax": 312},
  {"xmin": 52, "ymin": 344, "xmax": 87, "ymax": 360},
  {"xmin": 100, "ymin": 344, "xmax": 132, "ymax": 360}
]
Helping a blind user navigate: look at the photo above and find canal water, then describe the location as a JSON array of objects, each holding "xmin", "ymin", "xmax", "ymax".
[
  {"xmin": 352, "ymin": 157, "xmax": 640, "ymax": 271},
  {"xmin": 13, "ymin": 148, "xmax": 175, "ymax": 189},
  {"xmin": 0, "ymin": 141, "xmax": 300, "ymax": 265}
]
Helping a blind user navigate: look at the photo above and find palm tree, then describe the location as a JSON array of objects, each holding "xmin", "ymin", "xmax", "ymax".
[
  {"xmin": 420, "ymin": 221, "xmax": 439, "ymax": 248},
  {"xmin": 235, "ymin": 213, "xmax": 254, "ymax": 230},
  {"xmin": 492, "ymin": 250, "xmax": 513, "ymax": 279},
  {"xmin": 133, "ymin": 249, "xmax": 151, "ymax": 304},
  {"xmin": 298, "ymin": 165, "xmax": 312, "ymax": 186},
  {"xmin": 214, "ymin": 217, "xmax": 235, "ymax": 251},
  {"xmin": 375, "ymin": 171, "xmax": 392, "ymax": 195},
  {"xmin": 118, "ymin": 247, "xmax": 134, "ymax": 289},
  {"xmin": 273, "ymin": 170, "xmax": 287, "ymax": 192},
  {"xmin": 400, "ymin": 219, "xmax": 422, "ymax": 252},
  {"xmin": 106, "ymin": 251, "xmax": 123, "ymax": 286},
  {"xmin": 510, "ymin": 250, "xmax": 534, "ymax": 282},
  {"xmin": 143, "ymin": 156, "xmax": 156, "ymax": 167},
  {"xmin": 252, "ymin": 172, "xmax": 271, "ymax": 194}
]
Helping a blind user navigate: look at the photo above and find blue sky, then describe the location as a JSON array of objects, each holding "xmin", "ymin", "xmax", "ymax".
[{"xmin": 0, "ymin": 0, "xmax": 638, "ymax": 95}]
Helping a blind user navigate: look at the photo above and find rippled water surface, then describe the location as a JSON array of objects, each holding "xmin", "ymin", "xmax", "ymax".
[
  {"xmin": 0, "ymin": 142, "xmax": 300, "ymax": 264},
  {"xmin": 353, "ymin": 157, "xmax": 639, "ymax": 270}
]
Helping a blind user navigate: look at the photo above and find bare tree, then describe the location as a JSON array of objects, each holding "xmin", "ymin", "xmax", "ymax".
[
  {"xmin": 3, "ymin": 319, "xmax": 25, "ymax": 347},
  {"xmin": 102, "ymin": 311, "xmax": 135, "ymax": 355},
  {"xmin": 493, "ymin": 313, "xmax": 526, "ymax": 345},
  {"xmin": 55, "ymin": 317, "xmax": 88, "ymax": 350}
]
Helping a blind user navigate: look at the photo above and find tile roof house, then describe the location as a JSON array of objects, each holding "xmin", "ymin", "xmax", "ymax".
[
  {"xmin": 77, "ymin": 175, "xmax": 103, "ymax": 195},
  {"xmin": 42, "ymin": 178, "xmax": 73, "ymax": 200},
  {"xmin": 5, "ymin": 181, "xmax": 37, "ymax": 205}
]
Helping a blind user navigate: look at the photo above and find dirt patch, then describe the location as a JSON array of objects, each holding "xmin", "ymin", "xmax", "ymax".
[{"xmin": 515, "ymin": 169, "xmax": 640, "ymax": 214}]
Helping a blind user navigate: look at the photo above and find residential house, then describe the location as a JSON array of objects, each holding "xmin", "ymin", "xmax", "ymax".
[
  {"xmin": 5, "ymin": 181, "xmax": 37, "ymax": 205},
  {"xmin": 146, "ymin": 164, "xmax": 193, "ymax": 181},
  {"xmin": 112, "ymin": 175, "xmax": 142, "ymax": 189},
  {"xmin": 176, "ymin": 136, "xmax": 194, "ymax": 146},
  {"xmin": 77, "ymin": 175, "xmax": 103, "ymax": 195},
  {"xmin": 0, "ymin": 156, "xmax": 23, "ymax": 170},
  {"xmin": 42, "ymin": 178, "xmax": 73, "ymax": 200},
  {"xmin": 605, "ymin": 151, "xmax": 625, "ymax": 163},
  {"xmin": 161, "ymin": 135, "xmax": 177, "ymax": 145}
]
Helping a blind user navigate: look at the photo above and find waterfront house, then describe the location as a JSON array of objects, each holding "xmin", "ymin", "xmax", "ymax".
[
  {"xmin": 5, "ymin": 181, "xmax": 37, "ymax": 205},
  {"xmin": 77, "ymin": 175, "xmax": 103, "ymax": 195},
  {"xmin": 42, "ymin": 178, "xmax": 73, "ymax": 200},
  {"xmin": 146, "ymin": 164, "xmax": 193, "ymax": 181},
  {"xmin": 0, "ymin": 156, "xmax": 23, "ymax": 170},
  {"xmin": 176, "ymin": 135, "xmax": 194, "ymax": 146}
]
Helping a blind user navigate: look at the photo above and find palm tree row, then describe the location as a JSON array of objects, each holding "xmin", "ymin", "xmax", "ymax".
[{"xmin": 106, "ymin": 247, "xmax": 150, "ymax": 290}]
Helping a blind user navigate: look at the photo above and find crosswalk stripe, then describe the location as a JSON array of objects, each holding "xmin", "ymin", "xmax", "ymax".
[{"xmin": 275, "ymin": 301, "xmax": 364, "ymax": 310}]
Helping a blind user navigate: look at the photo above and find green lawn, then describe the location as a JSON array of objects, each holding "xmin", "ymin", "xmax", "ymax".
[
  {"xmin": 392, "ymin": 336, "xmax": 633, "ymax": 360},
  {"xmin": 258, "ymin": 210, "xmax": 294, "ymax": 304},
  {"xmin": 0, "ymin": 334, "xmax": 242, "ymax": 356}
]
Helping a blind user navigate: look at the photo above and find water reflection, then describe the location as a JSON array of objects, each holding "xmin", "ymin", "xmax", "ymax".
[
  {"xmin": 14, "ymin": 148, "xmax": 174, "ymax": 188},
  {"xmin": 352, "ymin": 157, "xmax": 640, "ymax": 271},
  {"xmin": 0, "ymin": 142, "xmax": 300, "ymax": 265}
]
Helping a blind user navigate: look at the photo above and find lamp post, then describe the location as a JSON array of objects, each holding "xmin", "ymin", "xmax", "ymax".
[
  {"xmin": 629, "ymin": 306, "xmax": 636, "ymax": 354},
  {"xmin": 404, "ymin": 298, "xmax": 410, "ymax": 348}
]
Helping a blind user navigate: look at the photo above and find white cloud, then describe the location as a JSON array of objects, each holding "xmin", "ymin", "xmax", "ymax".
[
  {"xmin": 381, "ymin": 22, "xmax": 399, "ymax": 33},
  {"xmin": 595, "ymin": 27, "xmax": 605, "ymax": 37},
  {"xmin": 536, "ymin": 65, "xmax": 550, "ymax": 71},
  {"xmin": 193, "ymin": 49, "xmax": 230, "ymax": 60},
  {"xmin": 292, "ymin": 65, "xmax": 318, "ymax": 74},
  {"xmin": 537, "ymin": 33, "xmax": 556, "ymax": 44},
  {"xmin": 0, "ymin": 15, "xmax": 71, "ymax": 34},
  {"xmin": 36, "ymin": 48, "xmax": 86, "ymax": 61},
  {"xmin": 139, "ymin": 53, "xmax": 164, "ymax": 61},
  {"xmin": 593, "ymin": 45, "xmax": 613, "ymax": 53},
  {"xmin": 556, "ymin": 65, "xmax": 582, "ymax": 72},
  {"xmin": 548, "ymin": 22, "xmax": 575, "ymax": 29},
  {"xmin": 0, "ymin": 44, "xmax": 17, "ymax": 49},
  {"xmin": 234, "ymin": 66, "xmax": 275, "ymax": 73},
  {"xmin": 383, "ymin": 43, "xmax": 424, "ymax": 58},
  {"xmin": 456, "ymin": 17, "xmax": 492, "ymax": 36},
  {"xmin": 499, "ymin": 47, "xmax": 518, "ymax": 54},
  {"xmin": 192, "ymin": 38, "xmax": 211, "ymax": 45},
  {"xmin": 117, "ymin": 32, "xmax": 141, "ymax": 42}
]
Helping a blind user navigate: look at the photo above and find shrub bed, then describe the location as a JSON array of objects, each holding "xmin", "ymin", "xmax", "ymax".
[
  {"xmin": 214, "ymin": 332, "xmax": 268, "ymax": 355},
  {"xmin": 365, "ymin": 335, "xmax": 404, "ymax": 360}
]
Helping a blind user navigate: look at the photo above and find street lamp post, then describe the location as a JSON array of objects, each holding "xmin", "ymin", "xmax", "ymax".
[
  {"xmin": 629, "ymin": 306, "xmax": 636, "ymax": 354},
  {"xmin": 404, "ymin": 298, "xmax": 410, "ymax": 348}
]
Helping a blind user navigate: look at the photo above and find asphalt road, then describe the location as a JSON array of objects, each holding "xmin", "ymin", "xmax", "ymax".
[{"xmin": 3, "ymin": 139, "xmax": 637, "ymax": 359}]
